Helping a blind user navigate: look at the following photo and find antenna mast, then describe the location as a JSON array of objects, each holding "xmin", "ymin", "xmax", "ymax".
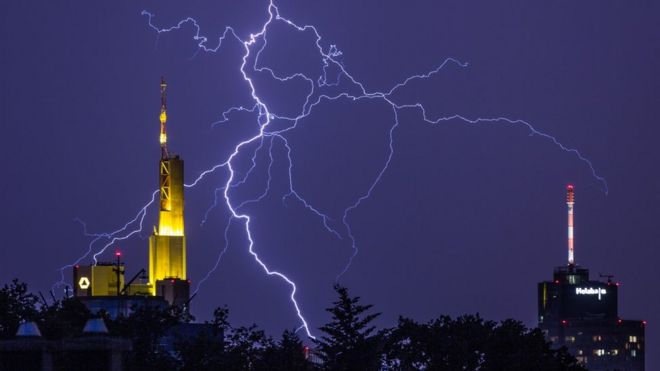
[
  {"xmin": 159, "ymin": 77, "xmax": 169, "ymax": 159},
  {"xmin": 567, "ymin": 184, "xmax": 575, "ymax": 266}
]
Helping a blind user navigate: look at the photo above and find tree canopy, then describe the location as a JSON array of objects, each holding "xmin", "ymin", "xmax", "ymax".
[
  {"xmin": 0, "ymin": 279, "xmax": 586, "ymax": 371},
  {"xmin": 384, "ymin": 315, "xmax": 586, "ymax": 371}
]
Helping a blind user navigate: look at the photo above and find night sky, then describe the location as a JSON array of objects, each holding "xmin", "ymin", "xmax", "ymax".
[{"xmin": 1, "ymin": 0, "xmax": 659, "ymax": 367}]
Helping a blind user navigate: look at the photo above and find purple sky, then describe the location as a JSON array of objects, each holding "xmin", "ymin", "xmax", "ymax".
[{"xmin": 1, "ymin": 0, "xmax": 659, "ymax": 367}]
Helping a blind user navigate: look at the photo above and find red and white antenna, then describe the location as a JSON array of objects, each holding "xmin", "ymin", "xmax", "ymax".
[{"xmin": 566, "ymin": 184, "xmax": 575, "ymax": 265}]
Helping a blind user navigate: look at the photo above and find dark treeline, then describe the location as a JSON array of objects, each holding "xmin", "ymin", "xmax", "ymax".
[{"xmin": 0, "ymin": 280, "xmax": 586, "ymax": 371}]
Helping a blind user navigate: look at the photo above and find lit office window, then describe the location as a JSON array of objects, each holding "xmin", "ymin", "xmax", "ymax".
[
  {"xmin": 594, "ymin": 349, "xmax": 605, "ymax": 356},
  {"xmin": 610, "ymin": 349, "xmax": 619, "ymax": 356},
  {"xmin": 629, "ymin": 335, "xmax": 637, "ymax": 343},
  {"xmin": 593, "ymin": 335, "xmax": 602, "ymax": 342},
  {"xmin": 565, "ymin": 336, "xmax": 576, "ymax": 343},
  {"xmin": 577, "ymin": 349, "xmax": 583, "ymax": 355},
  {"xmin": 631, "ymin": 350, "xmax": 637, "ymax": 357}
]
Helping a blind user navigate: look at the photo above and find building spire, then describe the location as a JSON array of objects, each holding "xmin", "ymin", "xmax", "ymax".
[
  {"xmin": 566, "ymin": 184, "xmax": 575, "ymax": 266},
  {"xmin": 159, "ymin": 76, "xmax": 169, "ymax": 159}
]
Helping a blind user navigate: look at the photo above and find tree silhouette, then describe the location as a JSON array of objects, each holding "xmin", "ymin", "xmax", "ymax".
[
  {"xmin": 261, "ymin": 329, "xmax": 314, "ymax": 371},
  {"xmin": 224, "ymin": 323, "xmax": 273, "ymax": 369},
  {"xmin": 37, "ymin": 298, "xmax": 91, "ymax": 340},
  {"xmin": 384, "ymin": 315, "xmax": 587, "ymax": 371},
  {"xmin": 110, "ymin": 304, "xmax": 183, "ymax": 370},
  {"xmin": 482, "ymin": 318, "xmax": 588, "ymax": 371},
  {"xmin": 174, "ymin": 306, "xmax": 286, "ymax": 371},
  {"xmin": 175, "ymin": 307, "xmax": 229, "ymax": 371},
  {"xmin": 315, "ymin": 284, "xmax": 382, "ymax": 371},
  {"xmin": 385, "ymin": 315, "xmax": 492, "ymax": 370},
  {"xmin": 0, "ymin": 279, "xmax": 39, "ymax": 339}
]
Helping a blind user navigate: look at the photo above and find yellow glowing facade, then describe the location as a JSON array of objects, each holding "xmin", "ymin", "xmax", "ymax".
[
  {"xmin": 148, "ymin": 78, "xmax": 187, "ymax": 295},
  {"xmin": 74, "ymin": 264, "xmax": 125, "ymax": 297},
  {"xmin": 159, "ymin": 110, "xmax": 167, "ymax": 145}
]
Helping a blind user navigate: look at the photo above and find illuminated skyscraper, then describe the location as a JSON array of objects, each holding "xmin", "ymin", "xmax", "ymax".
[
  {"xmin": 72, "ymin": 78, "xmax": 189, "ymax": 314},
  {"xmin": 148, "ymin": 77, "xmax": 190, "ymax": 306},
  {"xmin": 538, "ymin": 185, "xmax": 644, "ymax": 371}
]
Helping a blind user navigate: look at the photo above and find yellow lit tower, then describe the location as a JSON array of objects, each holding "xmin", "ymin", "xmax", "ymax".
[{"xmin": 149, "ymin": 77, "xmax": 190, "ymax": 307}]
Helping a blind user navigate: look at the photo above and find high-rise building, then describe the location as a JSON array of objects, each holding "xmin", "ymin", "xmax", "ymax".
[
  {"xmin": 148, "ymin": 77, "xmax": 190, "ymax": 306},
  {"xmin": 72, "ymin": 78, "xmax": 189, "ymax": 313},
  {"xmin": 538, "ymin": 185, "xmax": 645, "ymax": 371}
]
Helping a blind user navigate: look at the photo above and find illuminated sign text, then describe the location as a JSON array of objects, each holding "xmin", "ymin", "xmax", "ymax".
[{"xmin": 575, "ymin": 287, "xmax": 606, "ymax": 300}]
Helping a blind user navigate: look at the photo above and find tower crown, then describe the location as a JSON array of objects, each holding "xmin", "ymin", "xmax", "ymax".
[{"xmin": 567, "ymin": 184, "xmax": 575, "ymax": 203}]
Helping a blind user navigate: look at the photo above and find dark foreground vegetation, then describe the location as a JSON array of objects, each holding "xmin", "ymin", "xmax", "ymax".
[{"xmin": 0, "ymin": 279, "xmax": 586, "ymax": 370}]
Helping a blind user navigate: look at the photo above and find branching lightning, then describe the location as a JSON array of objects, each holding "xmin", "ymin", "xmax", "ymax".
[{"xmin": 58, "ymin": 0, "xmax": 608, "ymax": 340}]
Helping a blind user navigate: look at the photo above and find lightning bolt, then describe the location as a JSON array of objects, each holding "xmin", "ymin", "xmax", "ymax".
[
  {"xmin": 194, "ymin": 216, "xmax": 233, "ymax": 296},
  {"xmin": 53, "ymin": 190, "xmax": 159, "ymax": 293},
  {"xmin": 58, "ymin": 0, "xmax": 607, "ymax": 340}
]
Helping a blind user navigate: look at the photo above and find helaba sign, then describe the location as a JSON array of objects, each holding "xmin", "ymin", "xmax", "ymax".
[{"xmin": 575, "ymin": 287, "xmax": 607, "ymax": 300}]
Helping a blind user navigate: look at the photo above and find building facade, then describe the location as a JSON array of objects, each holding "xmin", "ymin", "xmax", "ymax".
[{"xmin": 538, "ymin": 266, "xmax": 645, "ymax": 370}]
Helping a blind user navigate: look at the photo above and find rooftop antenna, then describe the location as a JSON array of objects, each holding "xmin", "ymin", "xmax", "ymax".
[
  {"xmin": 121, "ymin": 268, "xmax": 147, "ymax": 295},
  {"xmin": 567, "ymin": 184, "xmax": 575, "ymax": 266},
  {"xmin": 183, "ymin": 291, "xmax": 197, "ymax": 309},
  {"xmin": 114, "ymin": 250, "xmax": 122, "ymax": 296},
  {"xmin": 49, "ymin": 290, "xmax": 57, "ymax": 304},
  {"xmin": 38, "ymin": 291, "xmax": 48, "ymax": 307}
]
